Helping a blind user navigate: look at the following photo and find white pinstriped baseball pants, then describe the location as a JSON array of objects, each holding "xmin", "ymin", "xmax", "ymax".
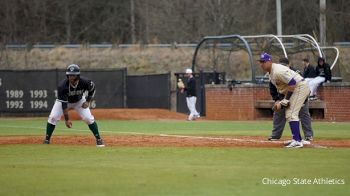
[{"xmin": 285, "ymin": 81, "xmax": 310, "ymax": 122}]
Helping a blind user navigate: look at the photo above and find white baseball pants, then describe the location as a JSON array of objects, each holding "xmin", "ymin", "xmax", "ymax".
[
  {"xmin": 48, "ymin": 98, "xmax": 94, "ymax": 125},
  {"xmin": 186, "ymin": 96, "xmax": 199, "ymax": 120},
  {"xmin": 306, "ymin": 76, "xmax": 325, "ymax": 96}
]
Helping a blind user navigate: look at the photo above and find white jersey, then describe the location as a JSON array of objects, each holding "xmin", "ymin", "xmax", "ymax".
[
  {"xmin": 268, "ymin": 63, "xmax": 310, "ymax": 122},
  {"xmin": 269, "ymin": 63, "xmax": 304, "ymax": 95}
]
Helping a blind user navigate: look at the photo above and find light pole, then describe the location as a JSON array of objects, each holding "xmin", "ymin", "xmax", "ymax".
[
  {"xmin": 320, "ymin": 0, "xmax": 327, "ymax": 46},
  {"xmin": 276, "ymin": 0, "xmax": 282, "ymax": 36}
]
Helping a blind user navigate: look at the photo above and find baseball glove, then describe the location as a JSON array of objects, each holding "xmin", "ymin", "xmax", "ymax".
[
  {"xmin": 177, "ymin": 79, "xmax": 185, "ymax": 89},
  {"xmin": 272, "ymin": 101, "xmax": 282, "ymax": 112}
]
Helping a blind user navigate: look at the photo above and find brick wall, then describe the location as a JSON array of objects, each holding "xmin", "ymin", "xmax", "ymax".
[
  {"xmin": 205, "ymin": 83, "xmax": 350, "ymax": 121},
  {"xmin": 205, "ymin": 84, "xmax": 271, "ymax": 120},
  {"xmin": 319, "ymin": 84, "xmax": 350, "ymax": 121}
]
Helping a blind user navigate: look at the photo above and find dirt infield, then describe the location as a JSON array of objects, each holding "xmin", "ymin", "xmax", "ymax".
[
  {"xmin": 2, "ymin": 109, "xmax": 349, "ymax": 148},
  {"xmin": 70, "ymin": 109, "xmax": 188, "ymax": 120},
  {"xmin": 1, "ymin": 135, "xmax": 350, "ymax": 148}
]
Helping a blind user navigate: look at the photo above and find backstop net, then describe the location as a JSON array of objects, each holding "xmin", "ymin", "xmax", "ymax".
[
  {"xmin": 192, "ymin": 35, "xmax": 255, "ymax": 83},
  {"xmin": 192, "ymin": 34, "xmax": 339, "ymax": 83},
  {"xmin": 192, "ymin": 35, "xmax": 288, "ymax": 83}
]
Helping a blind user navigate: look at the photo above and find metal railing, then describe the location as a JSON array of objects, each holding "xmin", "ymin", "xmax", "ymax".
[
  {"xmin": 4, "ymin": 43, "xmax": 197, "ymax": 49},
  {"xmin": 4, "ymin": 42, "xmax": 350, "ymax": 50},
  {"xmin": 242, "ymin": 34, "xmax": 288, "ymax": 58}
]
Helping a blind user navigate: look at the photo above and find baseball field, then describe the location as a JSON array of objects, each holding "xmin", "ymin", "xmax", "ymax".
[{"xmin": 1, "ymin": 115, "xmax": 349, "ymax": 195}]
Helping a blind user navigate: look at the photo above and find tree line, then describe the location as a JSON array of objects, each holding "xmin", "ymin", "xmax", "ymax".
[{"xmin": 0, "ymin": 0, "xmax": 349, "ymax": 44}]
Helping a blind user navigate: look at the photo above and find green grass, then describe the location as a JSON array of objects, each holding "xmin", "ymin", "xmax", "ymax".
[
  {"xmin": 0, "ymin": 118, "xmax": 350, "ymax": 195},
  {"xmin": 1, "ymin": 118, "xmax": 350, "ymax": 139}
]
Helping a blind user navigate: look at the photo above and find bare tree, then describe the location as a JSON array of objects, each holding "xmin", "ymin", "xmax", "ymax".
[{"xmin": 0, "ymin": 0, "xmax": 350, "ymax": 44}]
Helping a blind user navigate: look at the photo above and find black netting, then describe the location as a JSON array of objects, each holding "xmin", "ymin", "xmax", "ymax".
[
  {"xmin": 194, "ymin": 37, "xmax": 253, "ymax": 82},
  {"xmin": 0, "ymin": 69, "xmax": 126, "ymax": 114},
  {"xmin": 127, "ymin": 73, "xmax": 171, "ymax": 109},
  {"xmin": 192, "ymin": 35, "xmax": 339, "ymax": 83}
]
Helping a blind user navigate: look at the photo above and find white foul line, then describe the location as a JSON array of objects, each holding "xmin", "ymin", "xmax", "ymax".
[{"xmin": 159, "ymin": 134, "xmax": 280, "ymax": 143}]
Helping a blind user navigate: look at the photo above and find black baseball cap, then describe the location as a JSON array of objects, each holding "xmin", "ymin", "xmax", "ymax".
[{"xmin": 279, "ymin": 57, "xmax": 289, "ymax": 66}]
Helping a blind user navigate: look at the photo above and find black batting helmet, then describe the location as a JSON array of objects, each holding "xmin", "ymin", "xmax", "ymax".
[{"xmin": 66, "ymin": 64, "xmax": 80, "ymax": 75}]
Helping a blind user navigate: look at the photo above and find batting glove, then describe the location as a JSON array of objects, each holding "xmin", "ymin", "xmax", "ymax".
[{"xmin": 280, "ymin": 99, "xmax": 290, "ymax": 107}]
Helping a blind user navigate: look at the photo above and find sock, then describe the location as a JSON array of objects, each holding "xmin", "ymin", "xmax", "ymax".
[
  {"xmin": 88, "ymin": 122, "xmax": 101, "ymax": 140},
  {"xmin": 289, "ymin": 121, "xmax": 302, "ymax": 142},
  {"xmin": 45, "ymin": 123, "xmax": 56, "ymax": 141}
]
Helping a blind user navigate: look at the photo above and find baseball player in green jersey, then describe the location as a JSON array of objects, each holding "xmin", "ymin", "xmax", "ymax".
[{"xmin": 43, "ymin": 64, "xmax": 105, "ymax": 147}]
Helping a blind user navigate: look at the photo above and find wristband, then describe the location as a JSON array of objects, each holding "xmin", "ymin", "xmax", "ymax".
[{"xmin": 285, "ymin": 91, "xmax": 293, "ymax": 100}]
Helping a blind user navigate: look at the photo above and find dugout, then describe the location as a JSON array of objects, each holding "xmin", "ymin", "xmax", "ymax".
[{"xmin": 205, "ymin": 82, "xmax": 350, "ymax": 121}]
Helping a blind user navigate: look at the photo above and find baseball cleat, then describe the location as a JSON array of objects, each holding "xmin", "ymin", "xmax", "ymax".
[
  {"xmin": 309, "ymin": 96, "xmax": 318, "ymax": 101},
  {"xmin": 187, "ymin": 117, "xmax": 196, "ymax": 121},
  {"xmin": 284, "ymin": 140, "xmax": 303, "ymax": 148},
  {"xmin": 305, "ymin": 136, "xmax": 313, "ymax": 141},
  {"xmin": 283, "ymin": 140, "xmax": 293, "ymax": 146},
  {"xmin": 96, "ymin": 139, "xmax": 105, "ymax": 147},
  {"xmin": 301, "ymin": 140, "xmax": 311, "ymax": 145},
  {"xmin": 43, "ymin": 139, "xmax": 50, "ymax": 144},
  {"xmin": 268, "ymin": 136, "xmax": 280, "ymax": 141}
]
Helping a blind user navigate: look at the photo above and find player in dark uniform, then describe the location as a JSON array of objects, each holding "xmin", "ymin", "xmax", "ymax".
[
  {"xmin": 181, "ymin": 68, "xmax": 200, "ymax": 121},
  {"xmin": 43, "ymin": 64, "xmax": 105, "ymax": 147}
]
